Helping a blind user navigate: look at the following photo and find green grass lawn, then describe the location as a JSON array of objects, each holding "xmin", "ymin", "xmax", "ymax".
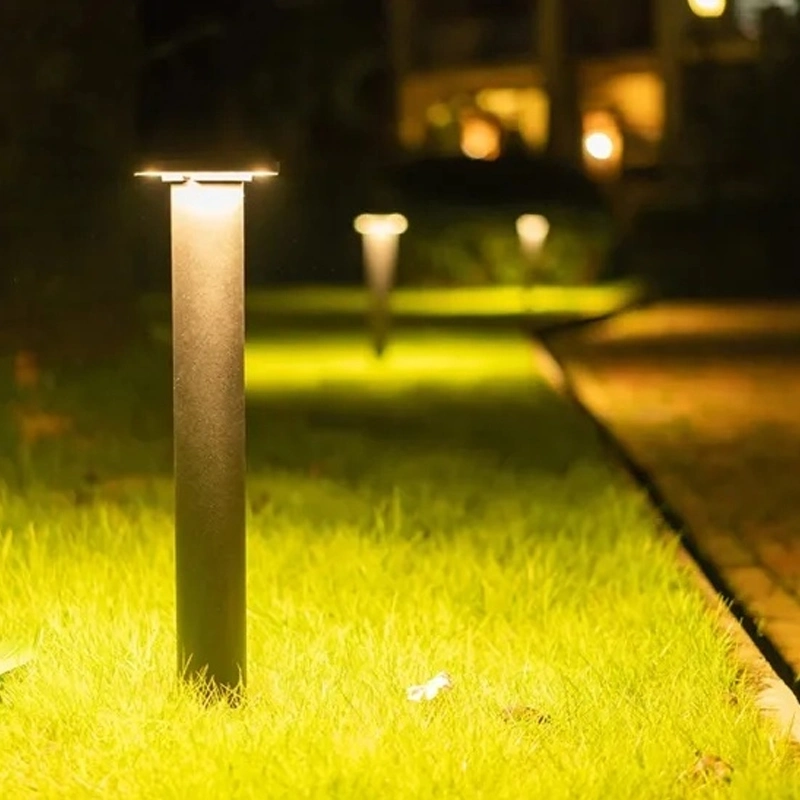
[
  {"xmin": 0, "ymin": 325, "xmax": 798, "ymax": 798},
  {"xmin": 242, "ymin": 282, "xmax": 643, "ymax": 317},
  {"xmin": 143, "ymin": 280, "xmax": 644, "ymax": 331}
]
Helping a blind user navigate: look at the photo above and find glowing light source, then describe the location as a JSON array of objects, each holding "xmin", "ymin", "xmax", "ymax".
[
  {"xmin": 516, "ymin": 214, "xmax": 550, "ymax": 252},
  {"xmin": 135, "ymin": 168, "xmax": 278, "ymax": 183},
  {"xmin": 354, "ymin": 213, "xmax": 408, "ymax": 237},
  {"xmin": 516, "ymin": 215, "xmax": 550, "ymax": 299},
  {"xmin": 170, "ymin": 181, "xmax": 245, "ymax": 215},
  {"xmin": 353, "ymin": 213, "xmax": 409, "ymax": 356},
  {"xmin": 582, "ymin": 110, "xmax": 623, "ymax": 179},
  {"xmin": 460, "ymin": 115, "xmax": 502, "ymax": 161},
  {"xmin": 687, "ymin": 0, "xmax": 726, "ymax": 17},
  {"xmin": 584, "ymin": 132, "xmax": 614, "ymax": 161},
  {"xmin": 136, "ymin": 164, "xmax": 277, "ymax": 703}
]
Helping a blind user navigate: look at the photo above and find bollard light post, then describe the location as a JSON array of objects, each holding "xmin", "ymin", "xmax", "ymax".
[
  {"xmin": 136, "ymin": 165, "xmax": 277, "ymax": 702},
  {"xmin": 515, "ymin": 214, "xmax": 550, "ymax": 302},
  {"xmin": 353, "ymin": 213, "xmax": 408, "ymax": 357}
]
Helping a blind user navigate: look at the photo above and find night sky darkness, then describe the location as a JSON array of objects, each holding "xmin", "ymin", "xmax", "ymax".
[
  {"xmin": 135, "ymin": 1, "xmax": 388, "ymax": 157},
  {"xmin": 138, "ymin": 0, "xmax": 242, "ymax": 40},
  {"xmin": 136, "ymin": 0, "xmax": 247, "ymax": 151}
]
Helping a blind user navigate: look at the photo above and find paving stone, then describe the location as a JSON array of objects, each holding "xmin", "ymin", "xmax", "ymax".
[
  {"xmin": 693, "ymin": 531, "xmax": 756, "ymax": 569},
  {"xmin": 756, "ymin": 539, "xmax": 800, "ymax": 587},
  {"xmin": 548, "ymin": 301, "xmax": 800, "ymax": 675},
  {"xmin": 762, "ymin": 620, "xmax": 800, "ymax": 677},
  {"xmin": 722, "ymin": 565, "xmax": 777, "ymax": 608},
  {"xmin": 740, "ymin": 584, "xmax": 800, "ymax": 625}
]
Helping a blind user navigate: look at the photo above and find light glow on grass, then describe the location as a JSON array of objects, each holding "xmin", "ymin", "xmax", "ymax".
[
  {"xmin": 143, "ymin": 282, "xmax": 644, "ymax": 324},
  {"xmin": 244, "ymin": 283, "xmax": 644, "ymax": 318},
  {"xmin": 245, "ymin": 330, "xmax": 534, "ymax": 394},
  {"xmin": 0, "ymin": 330, "xmax": 798, "ymax": 797}
]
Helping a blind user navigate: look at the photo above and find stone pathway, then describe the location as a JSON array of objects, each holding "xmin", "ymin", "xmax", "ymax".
[{"xmin": 545, "ymin": 302, "xmax": 800, "ymax": 679}]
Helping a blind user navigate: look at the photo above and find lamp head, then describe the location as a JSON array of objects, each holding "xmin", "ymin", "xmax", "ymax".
[
  {"xmin": 136, "ymin": 168, "xmax": 278, "ymax": 184},
  {"xmin": 354, "ymin": 213, "xmax": 409, "ymax": 237},
  {"xmin": 136, "ymin": 156, "xmax": 279, "ymax": 183},
  {"xmin": 516, "ymin": 214, "xmax": 550, "ymax": 247}
]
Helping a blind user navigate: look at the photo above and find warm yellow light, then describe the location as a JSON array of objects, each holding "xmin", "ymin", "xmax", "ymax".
[
  {"xmin": 353, "ymin": 213, "xmax": 409, "ymax": 237},
  {"xmin": 476, "ymin": 88, "xmax": 519, "ymax": 120},
  {"xmin": 584, "ymin": 132, "xmax": 614, "ymax": 161},
  {"xmin": 516, "ymin": 214, "xmax": 550, "ymax": 249},
  {"xmin": 475, "ymin": 88, "xmax": 549, "ymax": 150},
  {"xmin": 135, "ymin": 168, "xmax": 278, "ymax": 183},
  {"xmin": 171, "ymin": 181, "xmax": 244, "ymax": 216},
  {"xmin": 687, "ymin": 0, "xmax": 725, "ymax": 17},
  {"xmin": 517, "ymin": 89, "xmax": 550, "ymax": 150},
  {"xmin": 582, "ymin": 110, "xmax": 623, "ymax": 179},
  {"xmin": 460, "ymin": 116, "xmax": 501, "ymax": 161},
  {"xmin": 354, "ymin": 214, "xmax": 408, "ymax": 356},
  {"xmin": 597, "ymin": 72, "xmax": 664, "ymax": 144}
]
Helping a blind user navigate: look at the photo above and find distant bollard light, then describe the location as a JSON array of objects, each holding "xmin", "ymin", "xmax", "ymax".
[
  {"xmin": 353, "ymin": 213, "xmax": 408, "ymax": 357},
  {"xmin": 136, "ymin": 164, "xmax": 278, "ymax": 703},
  {"xmin": 515, "ymin": 214, "xmax": 550, "ymax": 261},
  {"xmin": 516, "ymin": 214, "xmax": 550, "ymax": 293}
]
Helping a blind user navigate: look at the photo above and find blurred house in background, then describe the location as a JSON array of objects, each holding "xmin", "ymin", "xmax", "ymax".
[{"xmin": 386, "ymin": 0, "xmax": 768, "ymax": 181}]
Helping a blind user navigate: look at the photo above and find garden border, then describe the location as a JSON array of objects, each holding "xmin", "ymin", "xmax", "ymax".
[{"xmin": 530, "ymin": 337, "xmax": 800, "ymax": 745}]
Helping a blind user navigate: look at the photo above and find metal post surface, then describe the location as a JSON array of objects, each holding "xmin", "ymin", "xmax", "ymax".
[
  {"xmin": 170, "ymin": 181, "xmax": 247, "ymax": 698},
  {"xmin": 362, "ymin": 234, "xmax": 398, "ymax": 357}
]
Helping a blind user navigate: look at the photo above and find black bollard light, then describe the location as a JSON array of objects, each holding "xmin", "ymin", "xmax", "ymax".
[
  {"xmin": 353, "ymin": 213, "xmax": 408, "ymax": 357},
  {"xmin": 515, "ymin": 214, "xmax": 550, "ymax": 294},
  {"xmin": 136, "ymin": 165, "xmax": 277, "ymax": 702}
]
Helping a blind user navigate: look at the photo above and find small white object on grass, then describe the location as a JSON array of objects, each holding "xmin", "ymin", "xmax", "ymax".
[
  {"xmin": 406, "ymin": 671, "xmax": 453, "ymax": 702},
  {"xmin": 0, "ymin": 640, "xmax": 35, "ymax": 679}
]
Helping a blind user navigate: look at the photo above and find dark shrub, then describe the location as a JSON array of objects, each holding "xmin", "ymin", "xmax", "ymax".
[{"xmin": 606, "ymin": 198, "xmax": 800, "ymax": 299}]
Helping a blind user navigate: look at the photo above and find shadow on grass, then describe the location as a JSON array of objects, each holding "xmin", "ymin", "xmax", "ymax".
[
  {"xmin": 245, "ymin": 383, "xmax": 604, "ymax": 485},
  {"xmin": 241, "ymin": 367, "xmax": 617, "ymax": 547},
  {"xmin": 0, "ymin": 324, "xmax": 613, "ymax": 526}
]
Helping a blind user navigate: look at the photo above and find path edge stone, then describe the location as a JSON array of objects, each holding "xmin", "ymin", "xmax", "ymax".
[{"xmin": 530, "ymin": 336, "xmax": 800, "ymax": 746}]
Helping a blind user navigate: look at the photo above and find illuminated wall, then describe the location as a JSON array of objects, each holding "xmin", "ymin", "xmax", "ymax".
[
  {"xmin": 390, "ymin": 0, "xmax": 764, "ymax": 167},
  {"xmin": 399, "ymin": 63, "xmax": 544, "ymax": 151},
  {"xmin": 579, "ymin": 69, "xmax": 664, "ymax": 167},
  {"xmin": 399, "ymin": 55, "xmax": 665, "ymax": 167}
]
